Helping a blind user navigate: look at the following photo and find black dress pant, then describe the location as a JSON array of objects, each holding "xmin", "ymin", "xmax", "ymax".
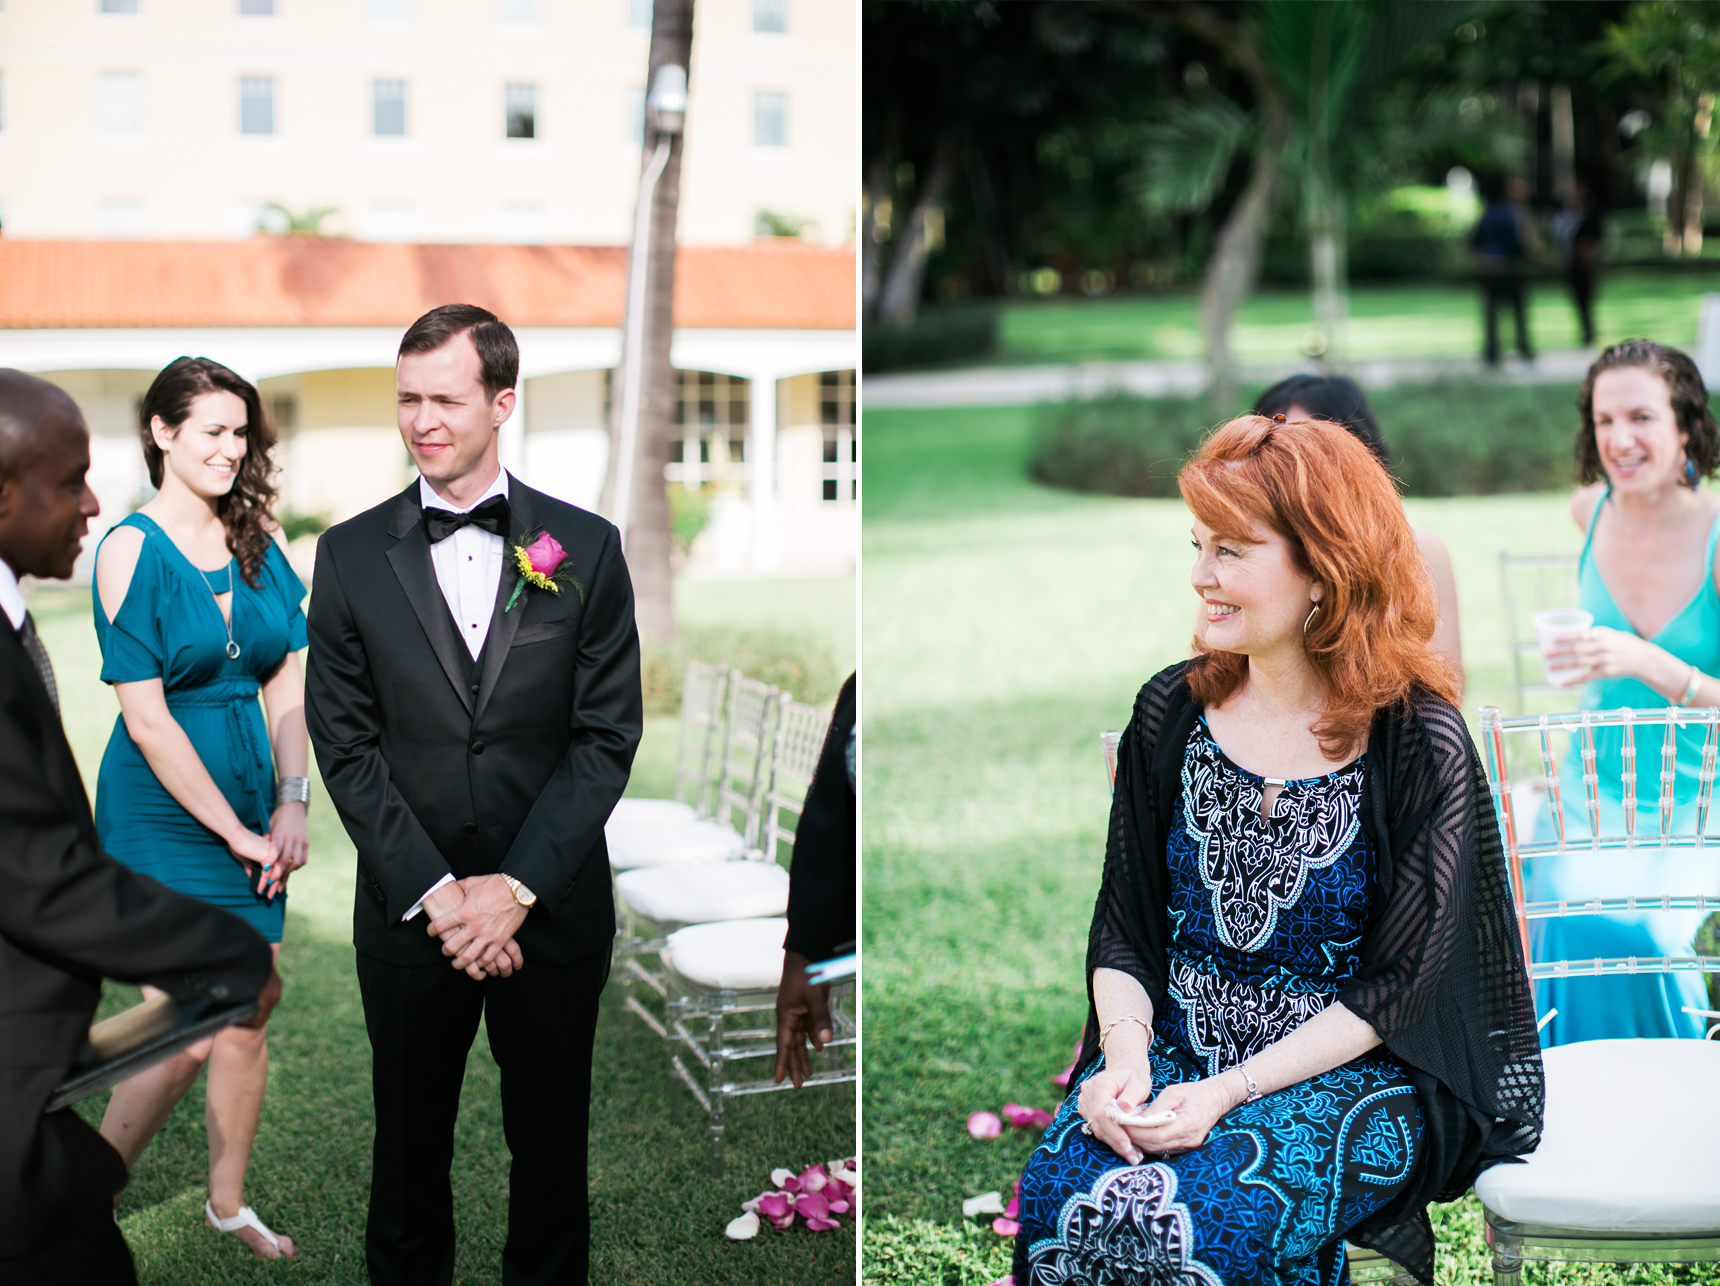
[
  {"xmin": 0, "ymin": 1204, "xmax": 136, "ymax": 1286},
  {"xmin": 357, "ymin": 947, "xmax": 609, "ymax": 1286},
  {"xmin": 1482, "ymin": 274, "xmax": 1533, "ymax": 364}
]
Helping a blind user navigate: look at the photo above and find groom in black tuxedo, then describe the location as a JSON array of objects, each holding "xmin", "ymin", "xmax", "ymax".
[{"xmin": 305, "ymin": 306, "xmax": 640, "ymax": 1286}]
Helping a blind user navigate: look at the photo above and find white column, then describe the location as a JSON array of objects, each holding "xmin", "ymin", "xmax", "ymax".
[
  {"xmin": 748, "ymin": 371, "xmax": 780, "ymax": 571},
  {"xmin": 500, "ymin": 377, "xmax": 527, "ymax": 479}
]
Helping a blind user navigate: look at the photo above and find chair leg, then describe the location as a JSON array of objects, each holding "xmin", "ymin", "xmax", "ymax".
[
  {"xmin": 1490, "ymin": 1245, "xmax": 1522, "ymax": 1286},
  {"xmin": 707, "ymin": 1003, "xmax": 726, "ymax": 1178},
  {"xmin": 666, "ymin": 997, "xmax": 684, "ymax": 1125}
]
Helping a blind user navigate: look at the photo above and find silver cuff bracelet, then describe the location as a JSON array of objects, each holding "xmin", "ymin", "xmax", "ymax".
[{"xmin": 275, "ymin": 776, "xmax": 311, "ymax": 809}]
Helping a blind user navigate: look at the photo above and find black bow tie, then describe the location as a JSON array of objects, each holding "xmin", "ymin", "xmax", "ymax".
[{"xmin": 425, "ymin": 494, "xmax": 511, "ymax": 543}]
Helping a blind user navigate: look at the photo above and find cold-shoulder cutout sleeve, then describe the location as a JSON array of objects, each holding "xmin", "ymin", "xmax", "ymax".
[
  {"xmin": 95, "ymin": 526, "xmax": 169, "ymax": 683},
  {"xmin": 267, "ymin": 543, "xmax": 308, "ymax": 652}
]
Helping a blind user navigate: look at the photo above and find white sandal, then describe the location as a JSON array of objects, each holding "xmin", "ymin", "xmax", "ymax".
[{"xmin": 205, "ymin": 1200, "xmax": 291, "ymax": 1258}]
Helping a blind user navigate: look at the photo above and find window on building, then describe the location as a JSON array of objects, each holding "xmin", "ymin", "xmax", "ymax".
[
  {"xmin": 820, "ymin": 370, "xmax": 857, "ymax": 503},
  {"xmin": 667, "ymin": 371, "xmax": 749, "ymax": 490},
  {"xmin": 626, "ymin": 0, "xmax": 650, "ymax": 30},
  {"xmin": 499, "ymin": 0, "xmax": 538, "ymax": 22},
  {"xmin": 628, "ymin": 86, "xmax": 645, "ymax": 145},
  {"xmin": 753, "ymin": 0, "xmax": 788, "ymax": 33},
  {"xmin": 373, "ymin": 79, "xmax": 406, "ymax": 136},
  {"xmin": 238, "ymin": 0, "xmax": 275, "ymax": 14},
  {"xmin": 505, "ymin": 83, "xmax": 536, "ymax": 138},
  {"xmin": 267, "ymin": 395, "xmax": 297, "ymax": 433},
  {"xmin": 97, "ymin": 71, "xmax": 144, "ymax": 135},
  {"xmin": 99, "ymin": 199, "xmax": 146, "ymax": 239},
  {"xmin": 100, "ymin": 0, "xmax": 139, "ymax": 12},
  {"xmin": 753, "ymin": 91, "xmax": 787, "ymax": 148},
  {"xmin": 239, "ymin": 76, "xmax": 275, "ymax": 135},
  {"xmin": 369, "ymin": 0, "xmax": 409, "ymax": 20}
]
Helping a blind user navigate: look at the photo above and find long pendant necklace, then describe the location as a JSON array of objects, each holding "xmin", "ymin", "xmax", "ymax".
[{"xmin": 199, "ymin": 561, "xmax": 242, "ymax": 660}]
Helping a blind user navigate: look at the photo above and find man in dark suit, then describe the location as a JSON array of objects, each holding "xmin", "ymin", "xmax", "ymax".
[
  {"xmin": 305, "ymin": 306, "xmax": 640, "ymax": 1286},
  {"xmin": 0, "ymin": 370, "xmax": 276, "ymax": 1285}
]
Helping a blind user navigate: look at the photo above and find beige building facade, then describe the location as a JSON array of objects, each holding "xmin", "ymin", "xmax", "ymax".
[{"xmin": 0, "ymin": 0, "xmax": 856, "ymax": 248}]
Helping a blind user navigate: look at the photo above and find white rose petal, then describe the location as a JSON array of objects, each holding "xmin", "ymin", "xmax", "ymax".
[
  {"xmin": 725, "ymin": 1211, "xmax": 761, "ymax": 1240},
  {"xmin": 962, "ymin": 1191, "xmax": 1006, "ymax": 1218},
  {"xmin": 771, "ymin": 1167, "xmax": 798, "ymax": 1188}
]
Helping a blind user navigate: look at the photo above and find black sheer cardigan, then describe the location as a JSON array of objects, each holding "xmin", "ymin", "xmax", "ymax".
[{"xmin": 1076, "ymin": 663, "xmax": 1544, "ymax": 1283}]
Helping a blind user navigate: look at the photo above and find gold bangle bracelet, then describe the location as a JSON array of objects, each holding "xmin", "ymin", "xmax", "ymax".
[
  {"xmin": 1098, "ymin": 1013, "xmax": 1150, "ymax": 1053},
  {"xmin": 1678, "ymin": 666, "xmax": 1704, "ymax": 708}
]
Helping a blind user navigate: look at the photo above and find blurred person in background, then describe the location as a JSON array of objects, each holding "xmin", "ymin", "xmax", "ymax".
[
  {"xmin": 1009, "ymin": 417, "xmax": 1540, "ymax": 1286},
  {"xmin": 1472, "ymin": 171, "xmax": 1536, "ymax": 366},
  {"xmin": 0, "ymin": 369, "xmax": 276, "ymax": 1285},
  {"xmin": 1254, "ymin": 374, "xmax": 1463, "ymax": 683},
  {"xmin": 91, "ymin": 357, "xmax": 308, "ymax": 1260},
  {"xmin": 1535, "ymin": 339, "xmax": 1720, "ymax": 1045},
  {"xmin": 1553, "ymin": 178, "xmax": 1605, "ymax": 348}
]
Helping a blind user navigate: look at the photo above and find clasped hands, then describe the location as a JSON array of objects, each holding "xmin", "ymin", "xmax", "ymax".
[
  {"xmin": 424, "ymin": 876, "xmax": 528, "ymax": 980},
  {"xmin": 1077, "ymin": 1058, "xmax": 1243, "ymax": 1165},
  {"xmin": 225, "ymin": 802, "xmax": 309, "ymax": 901}
]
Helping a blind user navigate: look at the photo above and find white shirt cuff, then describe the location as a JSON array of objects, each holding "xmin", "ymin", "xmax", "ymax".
[{"xmin": 404, "ymin": 872, "xmax": 457, "ymax": 922}]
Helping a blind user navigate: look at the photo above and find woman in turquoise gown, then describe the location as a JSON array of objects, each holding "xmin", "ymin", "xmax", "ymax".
[
  {"xmin": 1535, "ymin": 340, "xmax": 1720, "ymax": 1046},
  {"xmin": 90, "ymin": 357, "xmax": 307, "ymax": 1260}
]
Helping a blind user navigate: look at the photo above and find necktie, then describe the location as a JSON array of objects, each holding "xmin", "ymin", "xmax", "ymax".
[
  {"xmin": 425, "ymin": 495, "xmax": 511, "ymax": 544},
  {"xmin": 19, "ymin": 613, "xmax": 60, "ymax": 719}
]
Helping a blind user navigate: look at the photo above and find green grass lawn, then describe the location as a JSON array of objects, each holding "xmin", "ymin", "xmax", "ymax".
[
  {"xmin": 994, "ymin": 270, "xmax": 1720, "ymax": 367},
  {"xmin": 30, "ymin": 571, "xmax": 855, "ymax": 1285},
  {"xmin": 859, "ymin": 403, "xmax": 1716, "ymax": 1285}
]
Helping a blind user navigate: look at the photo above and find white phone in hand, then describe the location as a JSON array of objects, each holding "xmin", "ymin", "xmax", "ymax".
[{"xmin": 1108, "ymin": 1103, "xmax": 1177, "ymax": 1128}]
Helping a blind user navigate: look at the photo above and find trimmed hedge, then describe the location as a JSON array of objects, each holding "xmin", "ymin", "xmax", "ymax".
[
  {"xmin": 1027, "ymin": 380, "xmax": 1585, "ymax": 499},
  {"xmin": 864, "ymin": 304, "xmax": 999, "ymax": 373},
  {"xmin": 640, "ymin": 623, "xmax": 840, "ymax": 715}
]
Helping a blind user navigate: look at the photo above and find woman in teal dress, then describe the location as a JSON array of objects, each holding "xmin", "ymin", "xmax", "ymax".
[
  {"xmin": 1536, "ymin": 340, "xmax": 1720, "ymax": 1046},
  {"xmin": 92, "ymin": 357, "xmax": 308, "ymax": 1260}
]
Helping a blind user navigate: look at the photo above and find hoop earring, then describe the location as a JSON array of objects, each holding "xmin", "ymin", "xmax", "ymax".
[{"xmin": 1303, "ymin": 603, "xmax": 1321, "ymax": 634}]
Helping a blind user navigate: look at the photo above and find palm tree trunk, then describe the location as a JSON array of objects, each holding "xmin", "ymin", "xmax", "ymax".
[
  {"xmin": 1199, "ymin": 150, "xmax": 1278, "ymax": 411},
  {"xmin": 876, "ymin": 134, "xmax": 957, "ymax": 327},
  {"xmin": 616, "ymin": 0, "xmax": 694, "ymax": 640},
  {"xmin": 861, "ymin": 146, "xmax": 891, "ymax": 323}
]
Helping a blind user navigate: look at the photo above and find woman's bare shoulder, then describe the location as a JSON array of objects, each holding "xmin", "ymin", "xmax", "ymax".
[
  {"xmin": 95, "ymin": 523, "xmax": 146, "ymax": 623},
  {"xmin": 1570, "ymin": 483, "xmax": 1607, "ymax": 533}
]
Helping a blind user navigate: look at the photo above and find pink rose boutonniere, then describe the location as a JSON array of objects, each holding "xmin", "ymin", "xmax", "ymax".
[{"xmin": 504, "ymin": 529, "xmax": 585, "ymax": 612}]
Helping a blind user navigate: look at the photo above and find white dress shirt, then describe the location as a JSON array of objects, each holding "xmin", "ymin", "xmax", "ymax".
[
  {"xmin": 406, "ymin": 468, "xmax": 511, "ymax": 921},
  {"xmin": 0, "ymin": 557, "xmax": 25, "ymax": 632}
]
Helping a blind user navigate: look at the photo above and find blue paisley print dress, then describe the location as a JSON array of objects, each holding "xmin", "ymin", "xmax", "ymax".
[{"xmin": 1014, "ymin": 725, "xmax": 1426, "ymax": 1286}]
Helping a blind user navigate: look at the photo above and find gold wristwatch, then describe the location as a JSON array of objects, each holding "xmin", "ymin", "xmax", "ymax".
[{"xmin": 501, "ymin": 875, "xmax": 537, "ymax": 909}]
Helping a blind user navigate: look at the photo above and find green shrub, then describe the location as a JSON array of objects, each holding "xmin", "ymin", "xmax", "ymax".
[
  {"xmin": 864, "ymin": 305, "xmax": 999, "ymax": 374},
  {"xmin": 640, "ymin": 623, "xmax": 840, "ymax": 715},
  {"xmin": 280, "ymin": 509, "xmax": 331, "ymax": 542},
  {"xmin": 667, "ymin": 484, "xmax": 713, "ymax": 554},
  {"xmin": 1027, "ymin": 381, "xmax": 1585, "ymax": 499}
]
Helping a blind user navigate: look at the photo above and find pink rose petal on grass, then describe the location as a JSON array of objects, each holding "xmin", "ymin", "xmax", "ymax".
[
  {"xmin": 1003, "ymin": 1103, "xmax": 1054, "ymax": 1130},
  {"xmin": 968, "ymin": 1111, "xmax": 1004, "ymax": 1139},
  {"xmin": 987, "ymin": 1276, "xmax": 1017, "ymax": 1286},
  {"xmin": 992, "ymin": 1217, "xmax": 1021, "ymax": 1237},
  {"xmin": 1004, "ymin": 1193, "xmax": 1019, "ymax": 1220},
  {"xmin": 523, "ymin": 531, "xmax": 567, "ymax": 577},
  {"xmin": 1052, "ymin": 1061, "xmax": 1077, "ymax": 1087},
  {"xmin": 771, "ymin": 1167, "xmax": 801, "ymax": 1191},
  {"xmin": 756, "ymin": 1191, "xmax": 793, "ymax": 1222},
  {"xmin": 796, "ymin": 1192, "xmax": 831, "ymax": 1221},
  {"xmin": 798, "ymin": 1164, "xmax": 830, "ymax": 1193}
]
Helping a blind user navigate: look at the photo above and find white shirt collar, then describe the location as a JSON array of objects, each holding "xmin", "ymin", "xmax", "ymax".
[
  {"xmin": 419, "ymin": 467, "xmax": 510, "ymax": 515},
  {"xmin": 0, "ymin": 557, "xmax": 25, "ymax": 633}
]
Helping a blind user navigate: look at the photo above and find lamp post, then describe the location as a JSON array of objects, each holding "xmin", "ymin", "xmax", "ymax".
[{"xmin": 611, "ymin": 63, "xmax": 687, "ymax": 550}]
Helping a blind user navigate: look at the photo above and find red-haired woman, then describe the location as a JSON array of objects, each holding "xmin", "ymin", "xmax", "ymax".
[{"xmin": 1009, "ymin": 418, "xmax": 1542, "ymax": 1286}]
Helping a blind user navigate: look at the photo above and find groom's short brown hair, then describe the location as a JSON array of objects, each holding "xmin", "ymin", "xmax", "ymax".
[{"xmin": 399, "ymin": 304, "xmax": 519, "ymax": 403}]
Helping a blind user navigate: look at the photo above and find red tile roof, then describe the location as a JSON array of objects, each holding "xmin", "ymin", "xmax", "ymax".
[{"xmin": 0, "ymin": 238, "xmax": 855, "ymax": 331}]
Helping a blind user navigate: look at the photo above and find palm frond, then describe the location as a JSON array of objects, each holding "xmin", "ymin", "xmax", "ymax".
[{"xmin": 1128, "ymin": 95, "xmax": 1253, "ymax": 216}]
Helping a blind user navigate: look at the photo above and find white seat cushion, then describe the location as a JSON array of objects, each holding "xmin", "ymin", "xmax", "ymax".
[
  {"xmin": 606, "ymin": 818, "xmax": 745, "ymax": 869},
  {"xmin": 1474, "ymin": 1038, "xmax": 1720, "ymax": 1232},
  {"xmin": 616, "ymin": 862, "xmax": 790, "ymax": 925},
  {"xmin": 664, "ymin": 918, "xmax": 787, "ymax": 991},
  {"xmin": 610, "ymin": 798, "xmax": 697, "ymax": 825}
]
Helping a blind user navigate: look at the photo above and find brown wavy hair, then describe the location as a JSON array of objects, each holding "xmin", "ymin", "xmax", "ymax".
[
  {"xmin": 1576, "ymin": 339, "xmax": 1719, "ymax": 487},
  {"xmin": 139, "ymin": 357, "xmax": 279, "ymax": 589},
  {"xmin": 1179, "ymin": 415, "xmax": 1460, "ymax": 758}
]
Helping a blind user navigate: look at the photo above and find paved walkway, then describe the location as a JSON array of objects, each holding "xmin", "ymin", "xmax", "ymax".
[{"xmin": 862, "ymin": 349, "xmax": 1601, "ymax": 409}]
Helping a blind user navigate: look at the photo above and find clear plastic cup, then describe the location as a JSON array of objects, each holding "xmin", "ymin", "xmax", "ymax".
[{"xmin": 1533, "ymin": 608, "xmax": 1594, "ymax": 688}]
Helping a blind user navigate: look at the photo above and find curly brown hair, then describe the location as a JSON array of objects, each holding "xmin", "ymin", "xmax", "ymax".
[
  {"xmin": 139, "ymin": 357, "xmax": 279, "ymax": 589},
  {"xmin": 1577, "ymin": 339, "xmax": 1719, "ymax": 487}
]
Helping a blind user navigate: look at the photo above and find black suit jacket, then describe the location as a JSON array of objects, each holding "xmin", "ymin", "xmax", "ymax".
[
  {"xmin": 305, "ymin": 478, "xmax": 642, "ymax": 967},
  {"xmin": 783, "ymin": 673, "xmax": 856, "ymax": 963},
  {"xmin": 0, "ymin": 624, "xmax": 272, "ymax": 1258}
]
